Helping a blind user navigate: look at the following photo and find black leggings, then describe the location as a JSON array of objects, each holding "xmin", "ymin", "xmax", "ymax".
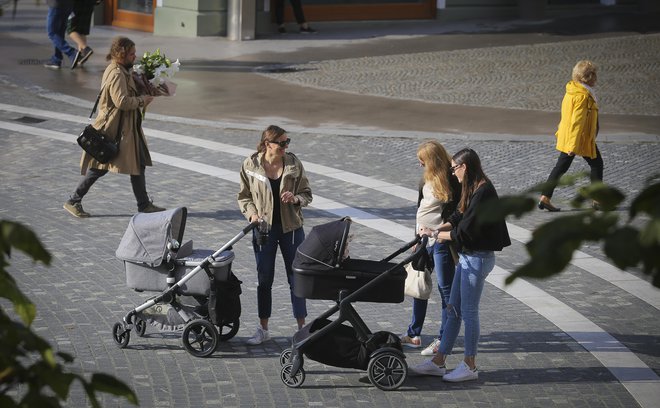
[
  {"xmin": 542, "ymin": 146, "xmax": 603, "ymax": 198},
  {"xmin": 70, "ymin": 167, "xmax": 150, "ymax": 211},
  {"xmin": 274, "ymin": 0, "xmax": 306, "ymax": 25}
]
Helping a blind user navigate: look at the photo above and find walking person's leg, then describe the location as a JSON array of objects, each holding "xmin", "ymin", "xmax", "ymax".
[
  {"xmin": 584, "ymin": 145, "xmax": 604, "ymax": 183},
  {"xmin": 288, "ymin": 0, "xmax": 315, "ymax": 32},
  {"xmin": 130, "ymin": 168, "xmax": 150, "ymax": 211},
  {"xmin": 131, "ymin": 168, "xmax": 165, "ymax": 213},
  {"xmin": 64, "ymin": 168, "xmax": 107, "ymax": 217},
  {"xmin": 280, "ymin": 226, "xmax": 307, "ymax": 329},
  {"xmin": 46, "ymin": 6, "xmax": 76, "ymax": 67},
  {"xmin": 68, "ymin": 1, "xmax": 95, "ymax": 68},
  {"xmin": 584, "ymin": 145, "xmax": 604, "ymax": 209},
  {"xmin": 274, "ymin": 0, "xmax": 286, "ymax": 32},
  {"xmin": 539, "ymin": 152, "xmax": 575, "ymax": 211}
]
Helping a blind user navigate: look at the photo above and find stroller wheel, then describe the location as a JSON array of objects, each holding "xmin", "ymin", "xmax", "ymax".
[
  {"xmin": 182, "ymin": 319, "xmax": 218, "ymax": 357},
  {"xmin": 217, "ymin": 318, "xmax": 240, "ymax": 342},
  {"xmin": 112, "ymin": 322, "xmax": 130, "ymax": 348},
  {"xmin": 279, "ymin": 348, "xmax": 292, "ymax": 366},
  {"xmin": 367, "ymin": 351, "xmax": 408, "ymax": 391},
  {"xmin": 280, "ymin": 363, "xmax": 305, "ymax": 388},
  {"xmin": 134, "ymin": 317, "xmax": 147, "ymax": 337}
]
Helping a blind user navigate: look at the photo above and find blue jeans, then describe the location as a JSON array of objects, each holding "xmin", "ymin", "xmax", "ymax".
[
  {"xmin": 407, "ymin": 241, "xmax": 455, "ymax": 339},
  {"xmin": 253, "ymin": 224, "xmax": 307, "ymax": 320},
  {"xmin": 439, "ymin": 250, "xmax": 495, "ymax": 357},
  {"xmin": 47, "ymin": 6, "xmax": 76, "ymax": 65}
]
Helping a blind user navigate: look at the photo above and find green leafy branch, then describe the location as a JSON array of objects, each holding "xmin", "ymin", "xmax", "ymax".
[
  {"xmin": 0, "ymin": 221, "xmax": 138, "ymax": 407},
  {"xmin": 477, "ymin": 174, "xmax": 660, "ymax": 287}
]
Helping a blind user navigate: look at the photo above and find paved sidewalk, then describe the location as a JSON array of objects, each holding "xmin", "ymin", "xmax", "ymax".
[
  {"xmin": 1, "ymin": 2, "xmax": 659, "ymax": 408},
  {"xmin": 1, "ymin": 1, "xmax": 659, "ymax": 138}
]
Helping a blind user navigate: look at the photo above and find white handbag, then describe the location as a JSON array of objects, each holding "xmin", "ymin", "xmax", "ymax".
[{"xmin": 404, "ymin": 263, "xmax": 432, "ymax": 300}]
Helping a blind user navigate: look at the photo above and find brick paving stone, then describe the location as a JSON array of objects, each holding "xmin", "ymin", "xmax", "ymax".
[{"xmin": 2, "ymin": 9, "xmax": 660, "ymax": 405}]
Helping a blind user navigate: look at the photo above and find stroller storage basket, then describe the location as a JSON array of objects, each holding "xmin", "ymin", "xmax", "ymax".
[
  {"xmin": 125, "ymin": 249, "xmax": 234, "ymax": 296},
  {"xmin": 293, "ymin": 259, "xmax": 405, "ymax": 303}
]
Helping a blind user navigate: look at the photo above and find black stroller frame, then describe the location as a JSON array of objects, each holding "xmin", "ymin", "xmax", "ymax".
[
  {"xmin": 112, "ymin": 207, "xmax": 262, "ymax": 357},
  {"xmin": 280, "ymin": 217, "xmax": 427, "ymax": 390}
]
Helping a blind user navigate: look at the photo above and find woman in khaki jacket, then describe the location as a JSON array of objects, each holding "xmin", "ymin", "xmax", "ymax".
[
  {"xmin": 64, "ymin": 37, "xmax": 165, "ymax": 217},
  {"xmin": 538, "ymin": 60, "xmax": 603, "ymax": 212},
  {"xmin": 238, "ymin": 125, "xmax": 313, "ymax": 345}
]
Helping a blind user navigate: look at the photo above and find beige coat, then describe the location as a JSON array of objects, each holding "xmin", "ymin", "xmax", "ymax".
[
  {"xmin": 237, "ymin": 152, "xmax": 312, "ymax": 234},
  {"xmin": 80, "ymin": 61, "xmax": 151, "ymax": 175}
]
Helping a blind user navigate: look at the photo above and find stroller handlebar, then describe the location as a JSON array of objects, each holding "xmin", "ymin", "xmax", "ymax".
[{"xmin": 380, "ymin": 235, "xmax": 424, "ymax": 263}]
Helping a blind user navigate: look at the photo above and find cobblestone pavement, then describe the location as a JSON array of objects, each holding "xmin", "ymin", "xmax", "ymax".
[
  {"xmin": 257, "ymin": 34, "xmax": 660, "ymax": 116},
  {"xmin": 1, "ymin": 2, "xmax": 660, "ymax": 407},
  {"xmin": 1, "ymin": 82, "xmax": 659, "ymax": 408}
]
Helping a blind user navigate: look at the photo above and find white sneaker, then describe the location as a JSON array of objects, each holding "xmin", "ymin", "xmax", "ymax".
[
  {"xmin": 409, "ymin": 359, "xmax": 446, "ymax": 376},
  {"xmin": 400, "ymin": 334, "xmax": 422, "ymax": 348},
  {"xmin": 420, "ymin": 338, "xmax": 441, "ymax": 356},
  {"xmin": 443, "ymin": 361, "xmax": 478, "ymax": 382},
  {"xmin": 246, "ymin": 327, "xmax": 270, "ymax": 345}
]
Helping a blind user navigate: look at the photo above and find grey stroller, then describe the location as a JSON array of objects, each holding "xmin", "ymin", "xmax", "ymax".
[{"xmin": 112, "ymin": 207, "xmax": 261, "ymax": 357}]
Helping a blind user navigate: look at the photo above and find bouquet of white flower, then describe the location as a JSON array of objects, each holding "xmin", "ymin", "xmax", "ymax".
[{"xmin": 132, "ymin": 49, "xmax": 180, "ymax": 97}]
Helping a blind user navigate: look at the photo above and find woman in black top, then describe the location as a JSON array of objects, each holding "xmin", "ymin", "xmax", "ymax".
[{"xmin": 411, "ymin": 148, "xmax": 510, "ymax": 382}]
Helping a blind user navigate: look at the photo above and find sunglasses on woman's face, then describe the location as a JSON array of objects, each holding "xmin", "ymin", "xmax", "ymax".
[{"xmin": 268, "ymin": 138, "xmax": 291, "ymax": 148}]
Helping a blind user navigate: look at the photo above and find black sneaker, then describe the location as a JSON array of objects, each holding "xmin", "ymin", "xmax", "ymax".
[
  {"xmin": 300, "ymin": 26, "xmax": 317, "ymax": 34},
  {"xmin": 79, "ymin": 46, "xmax": 94, "ymax": 65},
  {"xmin": 71, "ymin": 50, "xmax": 83, "ymax": 69},
  {"xmin": 44, "ymin": 60, "xmax": 61, "ymax": 70},
  {"xmin": 277, "ymin": 26, "xmax": 286, "ymax": 34}
]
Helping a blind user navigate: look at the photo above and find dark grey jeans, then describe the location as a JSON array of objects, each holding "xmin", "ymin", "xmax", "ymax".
[{"xmin": 69, "ymin": 167, "xmax": 150, "ymax": 211}]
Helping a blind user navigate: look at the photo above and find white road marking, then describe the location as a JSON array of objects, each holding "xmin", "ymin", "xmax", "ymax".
[{"xmin": 1, "ymin": 119, "xmax": 658, "ymax": 408}]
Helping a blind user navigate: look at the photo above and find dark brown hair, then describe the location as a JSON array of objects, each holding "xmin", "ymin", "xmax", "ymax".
[
  {"xmin": 106, "ymin": 37, "xmax": 135, "ymax": 62},
  {"xmin": 452, "ymin": 148, "xmax": 489, "ymax": 213},
  {"xmin": 257, "ymin": 125, "xmax": 287, "ymax": 153}
]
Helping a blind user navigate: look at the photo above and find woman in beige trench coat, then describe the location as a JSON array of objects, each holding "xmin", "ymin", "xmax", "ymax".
[{"xmin": 64, "ymin": 36, "xmax": 165, "ymax": 217}]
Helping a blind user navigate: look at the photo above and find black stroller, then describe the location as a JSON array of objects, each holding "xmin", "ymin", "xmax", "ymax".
[
  {"xmin": 112, "ymin": 207, "xmax": 262, "ymax": 357},
  {"xmin": 280, "ymin": 217, "xmax": 426, "ymax": 390}
]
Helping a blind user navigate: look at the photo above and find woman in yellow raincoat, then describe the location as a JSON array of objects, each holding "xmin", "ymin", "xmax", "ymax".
[{"xmin": 538, "ymin": 60, "xmax": 603, "ymax": 212}]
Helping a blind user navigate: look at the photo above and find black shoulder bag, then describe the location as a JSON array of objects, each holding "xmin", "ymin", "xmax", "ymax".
[{"xmin": 77, "ymin": 87, "xmax": 124, "ymax": 164}]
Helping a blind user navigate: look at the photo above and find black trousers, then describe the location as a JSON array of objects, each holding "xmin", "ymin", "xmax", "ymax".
[
  {"xmin": 275, "ymin": 0, "xmax": 306, "ymax": 25},
  {"xmin": 542, "ymin": 146, "xmax": 604, "ymax": 198},
  {"xmin": 69, "ymin": 167, "xmax": 150, "ymax": 211}
]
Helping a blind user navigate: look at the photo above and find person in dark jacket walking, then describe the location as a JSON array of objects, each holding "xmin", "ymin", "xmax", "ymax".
[{"xmin": 410, "ymin": 148, "xmax": 511, "ymax": 382}]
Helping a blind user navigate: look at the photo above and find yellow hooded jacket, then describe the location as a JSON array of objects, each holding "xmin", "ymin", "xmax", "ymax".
[{"xmin": 555, "ymin": 80, "xmax": 599, "ymax": 159}]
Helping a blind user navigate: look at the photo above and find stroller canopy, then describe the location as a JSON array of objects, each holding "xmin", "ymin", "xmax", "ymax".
[
  {"xmin": 293, "ymin": 217, "xmax": 351, "ymax": 271},
  {"xmin": 116, "ymin": 207, "xmax": 187, "ymax": 267}
]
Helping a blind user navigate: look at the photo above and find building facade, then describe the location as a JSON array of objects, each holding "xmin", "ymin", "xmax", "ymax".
[{"xmin": 98, "ymin": 0, "xmax": 649, "ymax": 38}]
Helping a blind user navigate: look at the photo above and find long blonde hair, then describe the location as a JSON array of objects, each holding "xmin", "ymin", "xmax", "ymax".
[{"xmin": 417, "ymin": 140, "xmax": 452, "ymax": 203}]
